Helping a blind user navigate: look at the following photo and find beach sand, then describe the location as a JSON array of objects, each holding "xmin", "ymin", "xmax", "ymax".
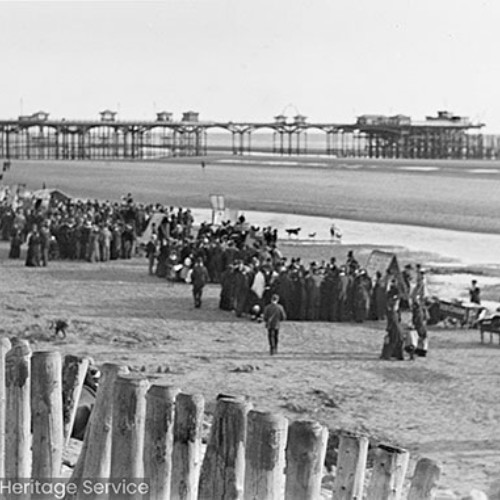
[{"xmin": 1, "ymin": 156, "xmax": 500, "ymax": 496}]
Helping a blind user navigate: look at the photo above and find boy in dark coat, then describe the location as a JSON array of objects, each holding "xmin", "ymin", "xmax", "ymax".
[{"xmin": 263, "ymin": 294, "xmax": 287, "ymax": 355}]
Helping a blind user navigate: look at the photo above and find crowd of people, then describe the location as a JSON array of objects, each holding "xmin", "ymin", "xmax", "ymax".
[
  {"xmin": 1, "ymin": 189, "xmax": 429, "ymax": 361},
  {"xmin": 214, "ymin": 247, "xmax": 429, "ymax": 359},
  {"xmin": 0, "ymin": 192, "xmax": 197, "ymax": 268}
]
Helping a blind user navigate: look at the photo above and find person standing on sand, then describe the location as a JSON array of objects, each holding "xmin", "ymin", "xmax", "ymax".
[
  {"xmin": 380, "ymin": 280, "xmax": 405, "ymax": 361},
  {"xmin": 25, "ymin": 225, "xmax": 42, "ymax": 267},
  {"xmin": 469, "ymin": 280, "xmax": 481, "ymax": 305},
  {"xmin": 146, "ymin": 234, "xmax": 158, "ymax": 275},
  {"xmin": 263, "ymin": 294, "xmax": 287, "ymax": 355},
  {"xmin": 191, "ymin": 257, "xmax": 210, "ymax": 308}
]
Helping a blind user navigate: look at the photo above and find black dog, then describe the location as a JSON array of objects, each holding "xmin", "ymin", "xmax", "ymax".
[
  {"xmin": 50, "ymin": 319, "xmax": 69, "ymax": 339},
  {"xmin": 285, "ymin": 227, "xmax": 301, "ymax": 238}
]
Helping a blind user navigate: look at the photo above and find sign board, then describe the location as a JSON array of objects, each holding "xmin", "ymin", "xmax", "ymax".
[
  {"xmin": 210, "ymin": 194, "xmax": 225, "ymax": 212},
  {"xmin": 210, "ymin": 194, "xmax": 225, "ymax": 225}
]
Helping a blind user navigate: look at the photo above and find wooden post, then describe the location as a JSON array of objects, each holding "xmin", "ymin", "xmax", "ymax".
[
  {"xmin": 367, "ymin": 444, "xmax": 410, "ymax": 500},
  {"xmin": 171, "ymin": 393, "xmax": 205, "ymax": 500},
  {"xmin": 198, "ymin": 396, "xmax": 252, "ymax": 500},
  {"xmin": 70, "ymin": 364, "xmax": 129, "ymax": 500},
  {"xmin": 408, "ymin": 458, "xmax": 441, "ymax": 500},
  {"xmin": 80, "ymin": 364, "xmax": 129, "ymax": 478},
  {"xmin": 332, "ymin": 431, "xmax": 369, "ymax": 500},
  {"xmin": 244, "ymin": 410, "xmax": 288, "ymax": 500},
  {"xmin": 284, "ymin": 420, "xmax": 328, "ymax": 500},
  {"xmin": 31, "ymin": 350, "xmax": 64, "ymax": 478},
  {"xmin": 5, "ymin": 339, "xmax": 32, "ymax": 482},
  {"xmin": 144, "ymin": 383, "xmax": 180, "ymax": 500},
  {"xmin": 109, "ymin": 374, "xmax": 149, "ymax": 500},
  {"xmin": 0, "ymin": 337, "xmax": 11, "ymax": 478},
  {"xmin": 62, "ymin": 355, "xmax": 89, "ymax": 446}
]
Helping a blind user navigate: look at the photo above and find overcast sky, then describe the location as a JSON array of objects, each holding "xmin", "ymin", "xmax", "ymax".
[{"xmin": 1, "ymin": 0, "xmax": 499, "ymax": 131}]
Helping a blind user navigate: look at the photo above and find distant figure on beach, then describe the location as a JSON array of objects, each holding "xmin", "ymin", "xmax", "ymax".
[
  {"xmin": 330, "ymin": 223, "xmax": 342, "ymax": 241},
  {"xmin": 469, "ymin": 279, "xmax": 481, "ymax": 304},
  {"xmin": 201, "ymin": 161, "xmax": 206, "ymax": 170}
]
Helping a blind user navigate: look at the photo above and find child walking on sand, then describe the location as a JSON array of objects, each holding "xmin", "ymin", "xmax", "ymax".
[{"xmin": 263, "ymin": 294, "xmax": 287, "ymax": 355}]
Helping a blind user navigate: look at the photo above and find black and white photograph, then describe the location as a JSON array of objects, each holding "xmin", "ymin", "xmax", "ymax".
[{"xmin": 1, "ymin": 1, "xmax": 500, "ymax": 498}]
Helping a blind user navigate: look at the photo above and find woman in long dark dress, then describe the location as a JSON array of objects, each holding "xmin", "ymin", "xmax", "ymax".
[
  {"xmin": 8, "ymin": 226, "xmax": 22, "ymax": 259},
  {"xmin": 25, "ymin": 225, "xmax": 42, "ymax": 267},
  {"xmin": 370, "ymin": 271, "xmax": 387, "ymax": 320},
  {"xmin": 380, "ymin": 281, "xmax": 405, "ymax": 360}
]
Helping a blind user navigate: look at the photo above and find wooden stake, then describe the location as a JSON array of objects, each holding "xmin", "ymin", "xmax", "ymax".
[
  {"xmin": 198, "ymin": 396, "xmax": 252, "ymax": 500},
  {"xmin": 81, "ymin": 364, "xmax": 129, "ymax": 479},
  {"xmin": 284, "ymin": 420, "xmax": 328, "ymax": 500},
  {"xmin": 408, "ymin": 458, "xmax": 441, "ymax": 500},
  {"xmin": 31, "ymin": 350, "xmax": 64, "ymax": 478},
  {"xmin": 332, "ymin": 431, "xmax": 369, "ymax": 500},
  {"xmin": 144, "ymin": 383, "xmax": 180, "ymax": 500},
  {"xmin": 70, "ymin": 364, "xmax": 129, "ymax": 500},
  {"xmin": 0, "ymin": 337, "xmax": 11, "ymax": 478},
  {"xmin": 244, "ymin": 410, "xmax": 288, "ymax": 500},
  {"xmin": 5, "ymin": 339, "xmax": 32, "ymax": 482},
  {"xmin": 170, "ymin": 393, "xmax": 205, "ymax": 500},
  {"xmin": 62, "ymin": 355, "xmax": 89, "ymax": 447},
  {"xmin": 367, "ymin": 444, "xmax": 410, "ymax": 500},
  {"xmin": 109, "ymin": 374, "xmax": 149, "ymax": 500}
]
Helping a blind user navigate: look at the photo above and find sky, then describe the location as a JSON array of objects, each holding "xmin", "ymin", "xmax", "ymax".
[{"xmin": 0, "ymin": 0, "xmax": 499, "ymax": 131}]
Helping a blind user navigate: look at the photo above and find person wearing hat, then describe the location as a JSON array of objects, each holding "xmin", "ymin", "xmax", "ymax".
[
  {"xmin": 191, "ymin": 257, "xmax": 210, "ymax": 308},
  {"xmin": 346, "ymin": 250, "xmax": 360, "ymax": 276},
  {"xmin": 263, "ymin": 294, "xmax": 287, "ymax": 355}
]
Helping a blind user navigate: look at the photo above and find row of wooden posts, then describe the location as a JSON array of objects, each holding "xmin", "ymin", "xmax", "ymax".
[{"xmin": 1, "ymin": 337, "xmax": 444, "ymax": 499}]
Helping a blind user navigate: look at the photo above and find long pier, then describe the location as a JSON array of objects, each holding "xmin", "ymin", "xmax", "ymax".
[{"xmin": 0, "ymin": 109, "xmax": 495, "ymax": 161}]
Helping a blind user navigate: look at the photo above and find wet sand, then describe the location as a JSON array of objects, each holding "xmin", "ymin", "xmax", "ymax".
[
  {"xmin": 5, "ymin": 156, "xmax": 500, "ymax": 233},
  {"xmin": 192, "ymin": 208, "xmax": 500, "ymax": 266}
]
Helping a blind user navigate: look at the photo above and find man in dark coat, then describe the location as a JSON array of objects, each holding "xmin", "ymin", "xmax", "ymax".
[{"xmin": 191, "ymin": 257, "xmax": 210, "ymax": 308}]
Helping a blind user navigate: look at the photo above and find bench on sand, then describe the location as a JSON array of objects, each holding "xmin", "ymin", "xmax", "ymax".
[{"xmin": 478, "ymin": 316, "xmax": 500, "ymax": 344}]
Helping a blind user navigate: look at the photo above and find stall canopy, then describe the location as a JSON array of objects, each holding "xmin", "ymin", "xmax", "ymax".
[
  {"xmin": 365, "ymin": 250, "xmax": 408, "ymax": 299},
  {"xmin": 137, "ymin": 212, "xmax": 168, "ymax": 245},
  {"xmin": 31, "ymin": 188, "xmax": 71, "ymax": 209}
]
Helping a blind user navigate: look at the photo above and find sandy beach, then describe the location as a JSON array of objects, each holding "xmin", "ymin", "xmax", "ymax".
[{"xmin": 1, "ymin": 156, "xmax": 500, "ymax": 496}]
